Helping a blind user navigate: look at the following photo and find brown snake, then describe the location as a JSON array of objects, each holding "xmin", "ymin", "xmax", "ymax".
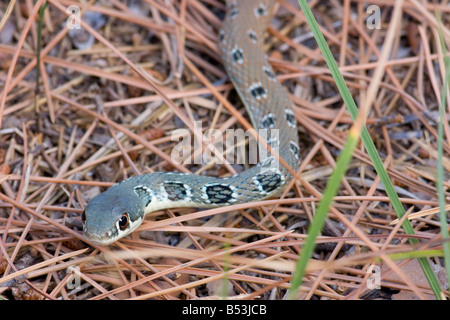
[{"xmin": 83, "ymin": 0, "xmax": 300, "ymax": 244}]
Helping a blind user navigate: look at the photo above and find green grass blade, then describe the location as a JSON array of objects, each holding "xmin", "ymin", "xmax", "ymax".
[
  {"xmin": 435, "ymin": 11, "xmax": 450, "ymax": 286},
  {"xmin": 288, "ymin": 130, "xmax": 359, "ymax": 298},
  {"xmin": 385, "ymin": 250, "xmax": 445, "ymax": 262},
  {"xmin": 289, "ymin": 0, "xmax": 443, "ymax": 299},
  {"xmin": 36, "ymin": 1, "xmax": 48, "ymax": 95}
]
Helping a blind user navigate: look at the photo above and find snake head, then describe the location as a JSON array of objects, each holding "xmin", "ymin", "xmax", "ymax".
[{"xmin": 82, "ymin": 185, "xmax": 145, "ymax": 245}]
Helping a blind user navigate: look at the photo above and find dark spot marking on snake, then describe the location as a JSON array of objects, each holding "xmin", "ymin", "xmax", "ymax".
[
  {"xmin": 249, "ymin": 83, "xmax": 267, "ymax": 100},
  {"xmin": 289, "ymin": 141, "xmax": 300, "ymax": 159},
  {"xmin": 205, "ymin": 184, "xmax": 235, "ymax": 204},
  {"xmin": 254, "ymin": 4, "xmax": 267, "ymax": 17},
  {"xmin": 134, "ymin": 186, "xmax": 152, "ymax": 207},
  {"xmin": 164, "ymin": 182, "xmax": 188, "ymax": 201},
  {"xmin": 231, "ymin": 47, "xmax": 244, "ymax": 64},
  {"xmin": 262, "ymin": 113, "xmax": 276, "ymax": 129},
  {"xmin": 248, "ymin": 30, "xmax": 258, "ymax": 43},
  {"xmin": 230, "ymin": 6, "xmax": 239, "ymax": 18},
  {"xmin": 263, "ymin": 66, "xmax": 276, "ymax": 80},
  {"xmin": 285, "ymin": 109, "xmax": 296, "ymax": 127},
  {"xmin": 255, "ymin": 173, "xmax": 282, "ymax": 193},
  {"xmin": 219, "ymin": 30, "xmax": 225, "ymax": 43}
]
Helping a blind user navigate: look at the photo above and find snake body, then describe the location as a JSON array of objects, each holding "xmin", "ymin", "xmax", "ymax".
[{"xmin": 83, "ymin": 0, "xmax": 300, "ymax": 244}]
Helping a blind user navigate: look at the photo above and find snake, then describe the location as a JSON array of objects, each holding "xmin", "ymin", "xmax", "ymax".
[{"xmin": 82, "ymin": 0, "xmax": 300, "ymax": 244}]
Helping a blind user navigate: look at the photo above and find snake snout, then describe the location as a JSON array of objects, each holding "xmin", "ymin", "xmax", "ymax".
[{"xmin": 83, "ymin": 226, "xmax": 115, "ymax": 245}]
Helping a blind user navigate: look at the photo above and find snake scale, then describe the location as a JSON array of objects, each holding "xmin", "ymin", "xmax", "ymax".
[{"xmin": 83, "ymin": 0, "xmax": 300, "ymax": 244}]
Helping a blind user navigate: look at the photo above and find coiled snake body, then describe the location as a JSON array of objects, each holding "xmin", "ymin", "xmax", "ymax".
[{"xmin": 83, "ymin": 0, "xmax": 300, "ymax": 244}]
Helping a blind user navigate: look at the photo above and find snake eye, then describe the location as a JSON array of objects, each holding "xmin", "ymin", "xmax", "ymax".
[
  {"xmin": 118, "ymin": 213, "xmax": 129, "ymax": 231},
  {"xmin": 81, "ymin": 210, "xmax": 86, "ymax": 224}
]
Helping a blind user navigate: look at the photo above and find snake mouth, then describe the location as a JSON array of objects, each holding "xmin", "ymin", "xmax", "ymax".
[
  {"xmin": 83, "ymin": 230, "xmax": 119, "ymax": 245},
  {"xmin": 83, "ymin": 224, "xmax": 120, "ymax": 245},
  {"xmin": 83, "ymin": 216, "xmax": 143, "ymax": 245}
]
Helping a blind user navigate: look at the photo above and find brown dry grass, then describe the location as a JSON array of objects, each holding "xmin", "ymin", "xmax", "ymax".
[{"xmin": 0, "ymin": 0, "xmax": 449, "ymax": 300}]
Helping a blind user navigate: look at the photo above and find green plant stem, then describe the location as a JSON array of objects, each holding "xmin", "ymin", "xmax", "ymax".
[
  {"xmin": 35, "ymin": 1, "xmax": 48, "ymax": 96},
  {"xmin": 436, "ymin": 11, "xmax": 450, "ymax": 287}
]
